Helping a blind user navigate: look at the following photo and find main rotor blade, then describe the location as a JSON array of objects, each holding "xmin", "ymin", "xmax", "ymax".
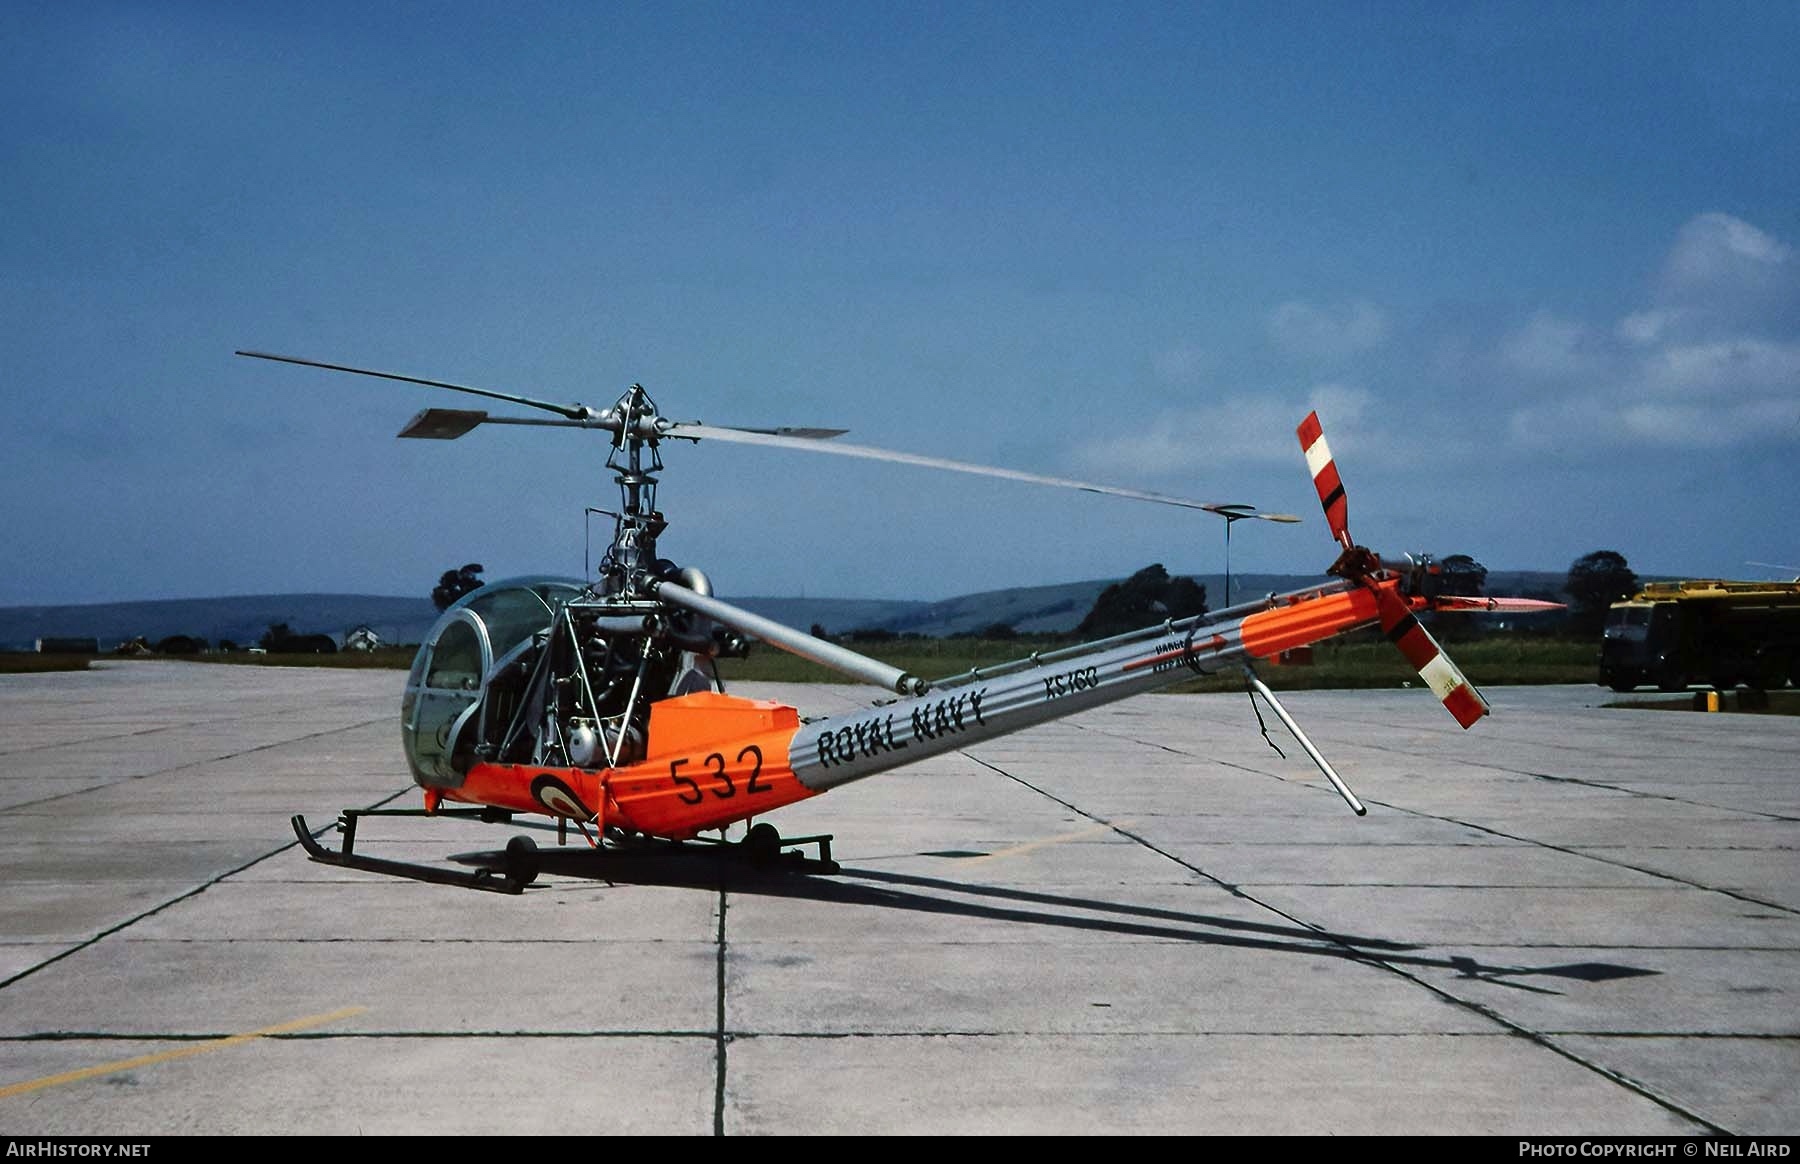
[
  {"xmin": 666, "ymin": 422, "xmax": 1302, "ymax": 522},
  {"xmin": 396, "ymin": 409, "xmax": 833, "ymax": 441},
  {"xmin": 236, "ymin": 350, "xmax": 593, "ymax": 420},
  {"xmin": 717, "ymin": 425, "xmax": 849, "ymax": 439}
]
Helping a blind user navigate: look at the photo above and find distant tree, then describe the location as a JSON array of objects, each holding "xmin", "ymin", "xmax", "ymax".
[
  {"xmin": 261, "ymin": 622, "xmax": 336, "ymax": 653},
  {"xmin": 433, "ymin": 563, "xmax": 486, "ymax": 611},
  {"xmin": 1077, "ymin": 564, "xmax": 1208, "ymax": 639},
  {"xmin": 1437, "ymin": 554, "xmax": 1488, "ymax": 598},
  {"xmin": 1565, "ymin": 550, "xmax": 1639, "ymax": 635},
  {"xmin": 810, "ymin": 623, "xmax": 830, "ymax": 640},
  {"xmin": 980, "ymin": 622, "xmax": 1018, "ymax": 640}
]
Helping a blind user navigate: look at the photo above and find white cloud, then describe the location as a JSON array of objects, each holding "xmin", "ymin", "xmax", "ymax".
[
  {"xmin": 1075, "ymin": 399, "xmax": 1298, "ymax": 474},
  {"xmin": 1639, "ymin": 338, "xmax": 1800, "ymax": 399},
  {"xmin": 1620, "ymin": 399, "xmax": 1800, "ymax": 447},
  {"xmin": 1073, "ymin": 384, "xmax": 1376, "ymax": 475},
  {"xmin": 1501, "ymin": 312, "xmax": 1601, "ymax": 380},
  {"xmin": 1305, "ymin": 383, "xmax": 1372, "ymax": 434},
  {"xmin": 1509, "ymin": 395, "xmax": 1796, "ymax": 453},
  {"xmin": 1661, "ymin": 212, "xmax": 1793, "ymax": 292},
  {"xmin": 1506, "ymin": 397, "xmax": 1622, "ymax": 452},
  {"xmin": 1266, "ymin": 300, "xmax": 1390, "ymax": 361},
  {"xmin": 1123, "ymin": 215, "xmax": 1798, "ymax": 471},
  {"xmin": 1150, "ymin": 345, "xmax": 1212, "ymax": 386},
  {"xmin": 1615, "ymin": 309, "xmax": 1682, "ymax": 347},
  {"xmin": 1506, "ymin": 214, "xmax": 1800, "ymax": 453},
  {"xmin": 1653, "ymin": 212, "xmax": 1798, "ymax": 336}
]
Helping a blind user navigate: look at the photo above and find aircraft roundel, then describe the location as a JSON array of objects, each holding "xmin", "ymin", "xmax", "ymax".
[{"xmin": 529, "ymin": 773, "xmax": 594, "ymax": 821}]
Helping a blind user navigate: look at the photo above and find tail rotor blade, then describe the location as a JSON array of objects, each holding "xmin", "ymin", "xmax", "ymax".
[
  {"xmin": 1297, "ymin": 411, "xmax": 1352, "ymax": 550},
  {"xmin": 1376, "ymin": 587, "xmax": 1490, "ymax": 728}
]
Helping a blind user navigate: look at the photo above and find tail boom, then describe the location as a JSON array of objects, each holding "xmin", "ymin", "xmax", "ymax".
[{"xmin": 1238, "ymin": 586, "xmax": 1381, "ymax": 660}]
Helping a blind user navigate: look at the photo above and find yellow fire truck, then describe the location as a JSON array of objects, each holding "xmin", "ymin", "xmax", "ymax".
[{"xmin": 1599, "ymin": 580, "xmax": 1800, "ymax": 693}]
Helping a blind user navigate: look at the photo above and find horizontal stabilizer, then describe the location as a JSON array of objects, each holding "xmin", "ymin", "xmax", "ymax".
[{"xmin": 1431, "ymin": 595, "xmax": 1566, "ymax": 613}]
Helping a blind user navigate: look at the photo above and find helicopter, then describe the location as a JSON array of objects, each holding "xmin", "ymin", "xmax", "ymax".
[{"xmin": 238, "ymin": 350, "xmax": 1560, "ymax": 892}]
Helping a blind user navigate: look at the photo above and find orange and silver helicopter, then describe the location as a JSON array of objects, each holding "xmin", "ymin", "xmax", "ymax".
[{"xmin": 239, "ymin": 350, "xmax": 1559, "ymax": 892}]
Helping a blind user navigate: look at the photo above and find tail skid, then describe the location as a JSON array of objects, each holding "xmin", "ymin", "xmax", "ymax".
[{"xmin": 1244, "ymin": 669, "xmax": 1366, "ymax": 815}]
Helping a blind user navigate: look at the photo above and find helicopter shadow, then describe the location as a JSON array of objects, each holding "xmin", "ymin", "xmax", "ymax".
[{"xmin": 502, "ymin": 843, "xmax": 1660, "ymax": 996}]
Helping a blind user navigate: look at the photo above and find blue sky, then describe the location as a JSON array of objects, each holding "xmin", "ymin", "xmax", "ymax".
[{"xmin": 4, "ymin": 2, "xmax": 1796, "ymax": 606}]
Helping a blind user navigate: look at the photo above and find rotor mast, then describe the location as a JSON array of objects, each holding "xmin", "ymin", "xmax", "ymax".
[
  {"xmin": 598, "ymin": 384, "xmax": 668, "ymax": 599},
  {"xmin": 587, "ymin": 385, "xmax": 926, "ymax": 695}
]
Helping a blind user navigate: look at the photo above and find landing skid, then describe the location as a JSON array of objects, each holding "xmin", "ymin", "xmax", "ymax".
[
  {"xmin": 451, "ymin": 823, "xmax": 841, "ymax": 884},
  {"xmin": 573, "ymin": 823, "xmax": 840, "ymax": 876},
  {"xmin": 292, "ymin": 809, "xmax": 838, "ymax": 894},
  {"xmin": 292, "ymin": 809, "xmax": 539, "ymax": 894}
]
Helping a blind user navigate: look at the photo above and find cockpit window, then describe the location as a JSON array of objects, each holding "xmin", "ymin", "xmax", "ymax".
[
  {"xmin": 466, "ymin": 583, "xmax": 580, "ymax": 659},
  {"xmin": 1607, "ymin": 605, "xmax": 1651, "ymax": 628},
  {"xmin": 425, "ymin": 620, "xmax": 482, "ymax": 690}
]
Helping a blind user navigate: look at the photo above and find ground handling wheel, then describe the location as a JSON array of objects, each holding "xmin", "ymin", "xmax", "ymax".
[
  {"xmin": 504, "ymin": 834, "xmax": 540, "ymax": 890},
  {"xmin": 742, "ymin": 822, "xmax": 783, "ymax": 868}
]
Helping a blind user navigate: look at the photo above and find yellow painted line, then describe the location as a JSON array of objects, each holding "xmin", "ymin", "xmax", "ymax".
[
  {"xmin": 968, "ymin": 820, "xmax": 1132, "ymax": 865},
  {"xmin": 0, "ymin": 1006, "xmax": 367, "ymax": 1100}
]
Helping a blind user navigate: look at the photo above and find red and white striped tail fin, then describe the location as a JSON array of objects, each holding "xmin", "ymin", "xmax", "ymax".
[
  {"xmin": 1376, "ymin": 587, "xmax": 1491, "ymax": 728},
  {"xmin": 1296, "ymin": 411, "xmax": 1352, "ymax": 550}
]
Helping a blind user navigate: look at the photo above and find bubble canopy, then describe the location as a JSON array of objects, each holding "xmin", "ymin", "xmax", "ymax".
[{"xmin": 403, "ymin": 577, "xmax": 588, "ymax": 783}]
